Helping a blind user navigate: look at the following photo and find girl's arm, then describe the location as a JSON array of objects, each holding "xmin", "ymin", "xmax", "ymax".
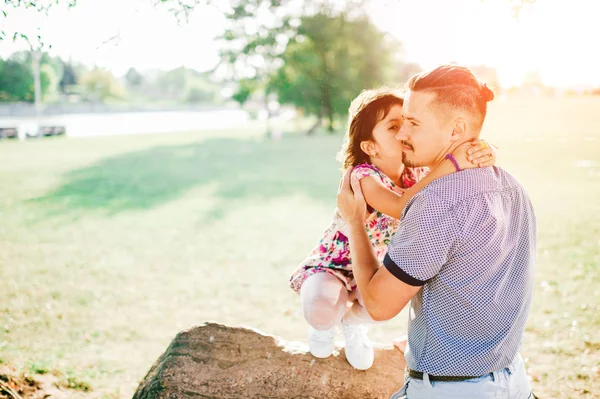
[
  {"xmin": 359, "ymin": 140, "xmax": 497, "ymax": 219},
  {"xmin": 358, "ymin": 160, "xmax": 455, "ymax": 219}
]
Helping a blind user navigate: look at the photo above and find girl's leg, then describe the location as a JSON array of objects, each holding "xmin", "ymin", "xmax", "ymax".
[
  {"xmin": 341, "ymin": 289, "xmax": 375, "ymax": 370},
  {"xmin": 300, "ymin": 272, "xmax": 348, "ymax": 331},
  {"xmin": 342, "ymin": 288, "xmax": 376, "ymax": 325}
]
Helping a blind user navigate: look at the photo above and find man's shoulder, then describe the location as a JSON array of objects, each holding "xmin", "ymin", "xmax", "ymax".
[{"xmin": 417, "ymin": 167, "xmax": 527, "ymax": 207}]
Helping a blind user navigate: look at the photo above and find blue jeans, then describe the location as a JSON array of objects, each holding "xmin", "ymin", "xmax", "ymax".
[{"xmin": 390, "ymin": 354, "xmax": 533, "ymax": 399}]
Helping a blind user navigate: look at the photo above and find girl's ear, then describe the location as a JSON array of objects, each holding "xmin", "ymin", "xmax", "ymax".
[{"xmin": 360, "ymin": 140, "xmax": 377, "ymax": 157}]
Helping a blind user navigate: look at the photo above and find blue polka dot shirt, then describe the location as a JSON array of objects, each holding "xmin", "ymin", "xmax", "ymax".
[{"xmin": 384, "ymin": 167, "xmax": 536, "ymax": 376}]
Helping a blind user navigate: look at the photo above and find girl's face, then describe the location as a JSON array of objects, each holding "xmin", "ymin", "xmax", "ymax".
[{"xmin": 363, "ymin": 104, "xmax": 405, "ymax": 168}]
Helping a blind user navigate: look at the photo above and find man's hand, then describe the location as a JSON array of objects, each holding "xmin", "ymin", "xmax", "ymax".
[{"xmin": 337, "ymin": 168, "xmax": 367, "ymax": 225}]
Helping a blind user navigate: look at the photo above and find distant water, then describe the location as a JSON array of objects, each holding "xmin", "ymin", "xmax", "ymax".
[{"xmin": 0, "ymin": 108, "xmax": 251, "ymax": 137}]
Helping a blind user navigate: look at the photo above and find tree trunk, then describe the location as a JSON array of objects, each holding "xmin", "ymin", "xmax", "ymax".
[
  {"xmin": 264, "ymin": 93, "xmax": 272, "ymax": 138},
  {"xmin": 327, "ymin": 112, "xmax": 334, "ymax": 133},
  {"xmin": 306, "ymin": 117, "xmax": 322, "ymax": 136},
  {"xmin": 32, "ymin": 50, "xmax": 42, "ymax": 139},
  {"xmin": 133, "ymin": 322, "xmax": 406, "ymax": 399},
  {"xmin": 321, "ymin": 84, "xmax": 335, "ymax": 134}
]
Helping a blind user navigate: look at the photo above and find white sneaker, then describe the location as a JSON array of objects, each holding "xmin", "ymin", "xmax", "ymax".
[
  {"xmin": 342, "ymin": 322, "xmax": 374, "ymax": 370},
  {"xmin": 308, "ymin": 326, "xmax": 336, "ymax": 358}
]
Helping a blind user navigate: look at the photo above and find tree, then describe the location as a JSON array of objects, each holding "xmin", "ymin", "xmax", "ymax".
[
  {"xmin": 1, "ymin": 1, "xmax": 77, "ymax": 41},
  {"xmin": 125, "ymin": 67, "xmax": 144, "ymax": 88},
  {"xmin": 155, "ymin": 66, "xmax": 190, "ymax": 100},
  {"xmin": 219, "ymin": 0, "xmax": 391, "ymax": 134},
  {"xmin": 79, "ymin": 68, "xmax": 126, "ymax": 102},
  {"xmin": 59, "ymin": 61, "xmax": 77, "ymax": 93},
  {"xmin": 0, "ymin": 58, "xmax": 34, "ymax": 102},
  {"xmin": 186, "ymin": 86, "xmax": 215, "ymax": 103},
  {"xmin": 216, "ymin": 0, "xmax": 300, "ymax": 134},
  {"xmin": 149, "ymin": 67, "xmax": 221, "ymax": 104},
  {"xmin": 1, "ymin": 0, "xmax": 541, "ymax": 42},
  {"xmin": 231, "ymin": 79, "xmax": 258, "ymax": 106},
  {"xmin": 0, "ymin": 53, "xmax": 59, "ymax": 102},
  {"xmin": 39, "ymin": 62, "xmax": 59, "ymax": 101},
  {"xmin": 267, "ymin": 10, "xmax": 396, "ymax": 132}
]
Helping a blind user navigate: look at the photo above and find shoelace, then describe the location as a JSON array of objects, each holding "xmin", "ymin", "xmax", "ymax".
[
  {"xmin": 343, "ymin": 324, "xmax": 368, "ymax": 347},
  {"xmin": 311, "ymin": 329, "xmax": 334, "ymax": 343}
]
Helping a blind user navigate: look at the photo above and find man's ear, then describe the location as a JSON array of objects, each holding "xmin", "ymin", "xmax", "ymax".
[
  {"xmin": 359, "ymin": 140, "xmax": 377, "ymax": 157},
  {"xmin": 450, "ymin": 118, "xmax": 468, "ymax": 142}
]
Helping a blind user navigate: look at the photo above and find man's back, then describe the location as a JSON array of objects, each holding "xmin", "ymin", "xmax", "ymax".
[{"xmin": 384, "ymin": 167, "xmax": 536, "ymax": 376}]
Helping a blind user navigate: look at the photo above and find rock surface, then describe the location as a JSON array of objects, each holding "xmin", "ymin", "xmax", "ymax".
[{"xmin": 133, "ymin": 322, "xmax": 406, "ymax": 399}]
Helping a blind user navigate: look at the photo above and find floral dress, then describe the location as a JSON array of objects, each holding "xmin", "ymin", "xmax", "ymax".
[{"xmin": 289, "ymin": 163, "xmax": 428, "ymax": 293}]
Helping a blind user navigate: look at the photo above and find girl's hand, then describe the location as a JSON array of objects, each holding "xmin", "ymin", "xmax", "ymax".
[
  {"xmin": 452, "ymin": 140, "xmax": 497, "ymax": 169},
  {"xmin": 466, "ymin": 140, "xmax": 497, "ymax": 167}
]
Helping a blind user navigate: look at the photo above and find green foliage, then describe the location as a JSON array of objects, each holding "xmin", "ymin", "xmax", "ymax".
[
  {"xmin": 155, "ymin": 66, "xmax": 190, "ymax": 98},
  {"xmin": 150, "ymin": 67, "xmax": 221, "ymax": 104},
  {"xmin": 39, "ymin": 62, "xmax": 59, "ymax": 101},
  {"xmin": 0, "ymin": 58, "xmax": 34, "ymax": 101},
  {"xmin": 79, "ymin": 68, "xmax": 126, "ymax": 102},
  {"xmin": 156, "ymin": 0, "xmax": 209, "ymax": 23},
  {"xmin": 0, "ymin": 52, "xmax": 222, "ymax": 105},
  {"xmin": 267, "ymin": 11, "xmax": 396, "ymax": 131},
  {"xmin": 218, "ymin": 1, "xmax": 395, "ymax": 131},
  {"xmin": 1, "ymin": 0, "xmax": 78, "ymax": 41},
  {"xmin": 27, "ymin": 360, "xmax": 50, "ymax": 375},
  {"xmin": 124, "ymin": 67, "xmax": 144, "ymax": 88},
  {"xmin": 59, "ymin": 61, "xmax": 78, "ymax": 92},
  {"xmin": 186, "ymin": 86, "xmax": 215, "ymax": 103},
  {"xmin": 217, "ymin": 0, "xmax": 298, "ymax": 105},
  {"xmin": 231, "ymin": 79, "xmax": 257, "ymax": 105},
  {"xmin": 65, "ymin": 376, "xmax": 91, "ymax": 391},
  {"xmin": 0, "ymin": 52, "xmax": 59, "ymax": 102}
]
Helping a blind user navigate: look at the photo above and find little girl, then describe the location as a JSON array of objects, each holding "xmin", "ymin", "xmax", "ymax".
[{"xmin": 289, "ymin": 88, "xmax": 496, "ymax": 370}]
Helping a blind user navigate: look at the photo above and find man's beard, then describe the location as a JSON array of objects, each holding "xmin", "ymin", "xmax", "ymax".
[
  {"xmin": 402, "ymin": 151, "xmax": 420, "ymax": 167},
  {"xmin": 401, "ymin": 142, "xmax": 423, "ymax": 167}
]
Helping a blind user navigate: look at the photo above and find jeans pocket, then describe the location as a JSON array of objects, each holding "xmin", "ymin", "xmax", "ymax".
[{"xmin": 390, "ymin": 377, "xmax": 410, "ymax": 399}]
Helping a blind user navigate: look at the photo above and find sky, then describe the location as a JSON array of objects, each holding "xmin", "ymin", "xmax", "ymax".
[{"xmin": 1, "ymin": 0, "xmax": 598, "ymax": 88}]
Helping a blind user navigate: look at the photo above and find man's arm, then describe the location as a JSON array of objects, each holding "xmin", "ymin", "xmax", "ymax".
[
  {"xmin": 344, "ymin": 218, "xmax": 422, "ymax": 321},
  {"xmin": 337, "ymin": 169, "xmax": 422, "ymax": 321},
  {"xmin": 338, "ymin": 168, "xmax": 456, "ymax": 321}
]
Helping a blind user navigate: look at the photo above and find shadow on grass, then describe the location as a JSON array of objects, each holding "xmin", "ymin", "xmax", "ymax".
[{"xmin": 31, "ymin": 134, "xmax": 341, "ymax": 221}]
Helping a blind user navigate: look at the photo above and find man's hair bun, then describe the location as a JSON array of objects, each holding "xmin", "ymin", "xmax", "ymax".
[{"xmin": 480, "ymin": 83, "xmax": 495, "ymax": 102}]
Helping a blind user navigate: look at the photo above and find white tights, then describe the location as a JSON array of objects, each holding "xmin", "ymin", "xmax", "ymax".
[{"xmin": 300, "ymin": 272, "xmax": 374, "ymax": 331}]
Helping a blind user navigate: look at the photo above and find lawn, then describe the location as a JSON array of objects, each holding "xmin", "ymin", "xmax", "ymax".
[{"xmin": 0, "ymin": 95, "xmax": 598, "ymax": 398}]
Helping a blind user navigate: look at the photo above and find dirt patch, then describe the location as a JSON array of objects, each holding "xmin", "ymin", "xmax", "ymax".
[{"xmin": 0, "ymin": 365, "xmax": 88, "ymax": 399}]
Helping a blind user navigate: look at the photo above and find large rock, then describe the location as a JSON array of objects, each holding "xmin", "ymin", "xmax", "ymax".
[{"xmin": 133, "ymin": 322, "xmax": 406, "ymax": 399}]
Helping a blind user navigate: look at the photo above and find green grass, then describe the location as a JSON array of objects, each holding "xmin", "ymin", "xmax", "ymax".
[{"xmin": 0, "ymin": 96, "xmax": 599, "ymax": 398}]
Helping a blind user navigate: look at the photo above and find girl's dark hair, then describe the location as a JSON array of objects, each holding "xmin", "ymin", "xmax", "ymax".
[{"xmin": 337, "ymin": 88, "xmax": 404, "ymax": 172}]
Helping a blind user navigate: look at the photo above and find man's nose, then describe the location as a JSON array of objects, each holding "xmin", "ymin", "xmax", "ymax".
[{"xmin": 396, "ymin": 126, "xmax": 409, "ymax": 141}]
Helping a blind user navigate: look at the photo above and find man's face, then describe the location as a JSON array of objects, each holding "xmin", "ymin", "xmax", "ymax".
[{"xmin": 396, "ymin": 91, "xmax": 454, "ymax": 168}]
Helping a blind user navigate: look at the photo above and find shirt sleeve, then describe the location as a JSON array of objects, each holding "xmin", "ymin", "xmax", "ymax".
[
  {"xmin": 351, "ymin": 164, "xmax": 381, "ymax": 182},
  {"xmin": 383, "ymin": 192, "xmax": 457, "ymax": 286}
]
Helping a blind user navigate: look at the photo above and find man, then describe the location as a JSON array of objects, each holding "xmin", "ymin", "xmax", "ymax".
[{"xmin": 337, "ymin": 65, "xmax": 536, "ymax": 398}]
